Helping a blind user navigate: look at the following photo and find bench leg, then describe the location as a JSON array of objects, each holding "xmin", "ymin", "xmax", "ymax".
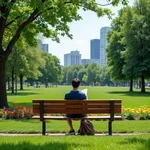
[
  {"xmin": 42, "ymin": 121, "xmax": 46, "ymax": 135},
  {"xmin": 108, "ymin": 121, "xmax": 112, "ymax": 136}
]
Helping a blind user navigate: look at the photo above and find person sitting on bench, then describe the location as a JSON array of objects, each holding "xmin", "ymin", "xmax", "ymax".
[{"xmin": 64, "ymin": 78, "xmax": 87, "ymax": 135}]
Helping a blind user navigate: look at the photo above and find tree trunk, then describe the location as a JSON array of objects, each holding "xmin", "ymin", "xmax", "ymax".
[
  {"xmin": 15, "ymin": 74, "xmax": 18, "ymax": 95},
  {"xmin": 0, "ymin": 59, "xmax": 9, "ymax": 108},
  {"xmin": 139, "ymin": 80, "xmax": 142, "ymax": 89},
  {"xmin": 20, "ymin": 74, "xmax": 23, "ymax": 90},
  {"xmin": 141, "ymin": 75, "xmax": 145, "ymax": 93},
  {"xmin": 30, "ymin": 81, "xmax": 34, "ymax": 86},
  {"xmin": 45, "ymin": 82, "xmax": 48, "ymax": 88},
  {"xmin": 11, "ymin": 68, "xmax": 15, "ymax": 94},
  {"xmin": 7, "ymin": 76, "xmax": 11, "ymax": 90},
  {"xmin": 129, "ymin": 79, "xmax": 133, "ymax": 92}
]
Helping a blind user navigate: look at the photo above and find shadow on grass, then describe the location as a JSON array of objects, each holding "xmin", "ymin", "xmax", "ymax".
[
  {"xmin": 7, "ymin": 92, "xmax": 39, "ymax": 96},
  {"xmin": 108, "ymin": 91, "xmax": 150, "ymax": 97},
  {"xmin": 0, "ymin": 141, "xmax": 89, "ymax": 150},
  {"xmin": 0, "ymin": 119, "xmax": 39, "ymax": 123},
  {"xmin": 119, "ymin": 137, "xmax": 150, "ymax": 150},
  {"xmin": 9, "ymin": 102, "xmax": 34, "ymax": 108},
  {"xmin": 7, "ymin": 88, "xmax": 40, "ymax": 97}
]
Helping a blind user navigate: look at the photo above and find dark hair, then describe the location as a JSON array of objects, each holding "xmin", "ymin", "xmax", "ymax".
[{"xmin": 72, "ymin": 78, "xmax": 80, "ymax": 88}]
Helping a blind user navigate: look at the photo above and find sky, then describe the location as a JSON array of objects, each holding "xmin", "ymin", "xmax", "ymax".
[{"xmin": 43, "ymin": 0, "xmax": 134, "ymax": 65}]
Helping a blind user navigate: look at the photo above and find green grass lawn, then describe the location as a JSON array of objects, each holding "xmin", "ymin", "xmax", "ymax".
[
  {"xmin": 0, "ymin": 134, "xmax": 150, "ymax": 150},
  {"xmin": 7, "ymin": 85, "xmax": 150, "ymax": 108},
  {"xmin": 1, "ymin": 86, "xmax": 150, "ymax": 150},
  {"xmin": 0, "ymin": 120, "xmax": 150, "ymax": 134}
]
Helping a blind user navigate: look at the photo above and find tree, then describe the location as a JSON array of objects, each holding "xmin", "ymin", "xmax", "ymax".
[
  {"xmin": 6, "ymin": 46, "xmax": 22, "ymax": 94},
  {"xmin": 0, "ymin": 0, "xmax": 128, "ymax": 108},
  {"xmin": 66, "ymin": 68, "xmax": 73, "ymax": 84},
  {"xmin": 6, "ymin": 44, "xmax": 45, "ymax": 92},
  {"xmin": 106, "ymin": 8, "xmax": 134, "ymax": 91},
  {"xmin": 121, "ymin": 7, "xmax": 135, "ymax": 91},
  {"xmin": 6, "ymin": 38, "xmax": 27, "ymax": 93},
  {"xmin": 18, "ymin": 47, "xmax": 45, "ymax": 90},
  {"xmin": 62, "ymin": 65, "xmax": 85, "ymax": 84},
  {"xmin": 38, "ymin": 52, "xmax": 62, "ymax": 87},
  {"xmin": 122, "ymin": 0, "xmax": 150, "ymax": 92},
  {"xmin": 78, "ymin": 68, "xmax": 86, "ymax": 83},
  {"xmin": 62, "ymin": 66, "xmax": 68, "ymax": 84},
  {"xmin": 99, "ymin": 66, "xmax": 112, "ymax": 86},
  {"xmin": 87, "ymin": 63, "xmax": 100, "ymax": 85},
  {"xmin": 82, "ymin": 74, "xmax": 88, "ymax": 85},
  {"xmin": 106, "ymin": 8, "xmax": 129, "ymax": 86}
]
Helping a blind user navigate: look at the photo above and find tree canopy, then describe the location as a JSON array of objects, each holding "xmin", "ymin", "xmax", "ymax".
[
  {"xmin": 0, "ymin": 0, "xmax": 128, "ymax": 108},
  {"xmin": 106, "ymin": 0, "xmax": 150, "ymax": 92}
]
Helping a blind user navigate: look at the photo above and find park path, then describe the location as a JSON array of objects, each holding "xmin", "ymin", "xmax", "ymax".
[{"xmin": 0, "ymin": 133, "xmax": 149, "ymax": 136}]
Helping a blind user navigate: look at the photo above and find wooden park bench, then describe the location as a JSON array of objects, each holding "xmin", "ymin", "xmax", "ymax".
[{"xmin": 32, "ymin": 100, "xmax": 122, "ymax": 135}]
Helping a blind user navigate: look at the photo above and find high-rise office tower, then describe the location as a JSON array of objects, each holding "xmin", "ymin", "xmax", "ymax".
[
  {"xmin": 100, "ymin": 26, "xmax": 110, "ymax": 66},
  {"xmin": 64, "ymin": 50, "xmax": 81, "ymax": 66},
  {"xmin": 64, "ymin": 53, "xmax": 71, "ymax": 66},
  {"xmin": 90, "ymin": 39, "xmax": 100, "ymax": 59},
  {"xmin": 38, "ymin": 40, "xmax": 49, "ymax": 53},
  {"xmin": 42, "ymin": 44, "xmax": 49, "ymax": 53},
  {"xmin": 81, "ymin": 59, "xmax": 100, "ymax": 66}
]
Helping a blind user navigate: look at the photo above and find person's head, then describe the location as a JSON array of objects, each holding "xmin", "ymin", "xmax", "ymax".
[{"xmin": 72, "ymin": 78, "xmax": 80, "ymax": 89}]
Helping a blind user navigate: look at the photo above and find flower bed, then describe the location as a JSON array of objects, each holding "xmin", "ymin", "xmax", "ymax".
[
  {"xmin": 0, "ymin": 105, "xmax": 150, "ymax": 120},
  {"xmin": 0, "ymin": 105, "xmax": 33, "ymax": 119},
  {"xmin": 122, "ymin": 105, "xmax": 150, "ymax": 120}
]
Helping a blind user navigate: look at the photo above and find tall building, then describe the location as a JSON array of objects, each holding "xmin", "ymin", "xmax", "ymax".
[
  {"xmin": 64, "ymin": 50, "xmax": 81, "ymax": 66},
  {"xmin": 90, "ymin": 39, "xmax": 100, "ymax": 59},
  {"xmin": 100, "ymin": 26, "xmax": 110, "ymax": 66},
  {"xmin": 42, "ymin": 44, "xmax": 49, "ymax": 53},
  {"xmin": 64, "ymin": 54, "xmax": 71, "ymax": 66},
  {"xmin": 81, "ymin": 59, "xmax": 100, "ymax": 66},
  {"xmin": 37, "ymin": 40, "xmax": 49, "ymax": 53}
]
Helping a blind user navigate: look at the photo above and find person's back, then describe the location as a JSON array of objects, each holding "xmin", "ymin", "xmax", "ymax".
[{"xmin": 65, "ymin": 90, "xmax": 86, "ymax": 100}]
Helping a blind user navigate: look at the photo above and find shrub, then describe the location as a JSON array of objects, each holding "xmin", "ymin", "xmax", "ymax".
[
  {"xmin": 0, "ymin": 105, "xmax": 33, "ymax": 120},
  {"xmin": 122, "ymin": 105, "xmax": 150, "ymax": 120},
  {"xmin": 13, "ymin": 105, "xmax": 33, "ymax": 119},
  {"xmin": 1, "ymin": 109, "xmax": 14, "ymax": 119}
]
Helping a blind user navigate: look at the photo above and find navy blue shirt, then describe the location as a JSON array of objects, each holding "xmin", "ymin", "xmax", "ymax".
[
  {"xmin": 64, "ymin": 90, "xmax": 86, "ymax": 100},
  {"xmin": 64, "ymin": 90, "xmax": 87, "ymax": 118}
]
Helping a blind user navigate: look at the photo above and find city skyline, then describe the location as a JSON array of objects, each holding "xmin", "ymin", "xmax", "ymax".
[
  {"xmin": 64, "ymin": 26, "xmax": 110, "ymax": 67},
  {"xmin": 44, "ymin": 24, "xmax": 111, "ymax": 66},
  {"xmin": 43, "ymin": 1, "xmax": 134, "ymax": 65}
]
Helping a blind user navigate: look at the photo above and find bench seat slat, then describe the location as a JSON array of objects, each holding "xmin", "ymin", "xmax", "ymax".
[{"xmin": 32, "ymin": 115, "xmax": 122, "ymax": 120}]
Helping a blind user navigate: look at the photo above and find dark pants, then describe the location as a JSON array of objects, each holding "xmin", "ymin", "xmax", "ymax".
[{"xmin": 65, "ymin": 114, "xmax": 87, "ymax": 118}]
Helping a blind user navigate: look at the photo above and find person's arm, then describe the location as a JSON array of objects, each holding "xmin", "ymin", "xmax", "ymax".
[
  {"xmin": 83, "ymin": 93, "xmax": 87, "ymax": 100},
  {"xmin": 64, "ymin": 94, "xmax": 68, "ymax": 116}
]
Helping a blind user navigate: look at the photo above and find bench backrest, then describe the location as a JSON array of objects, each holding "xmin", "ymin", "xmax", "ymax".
[{"xmin": 32, "ymin": 100, "xmax": 122, "ymax": 116}]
